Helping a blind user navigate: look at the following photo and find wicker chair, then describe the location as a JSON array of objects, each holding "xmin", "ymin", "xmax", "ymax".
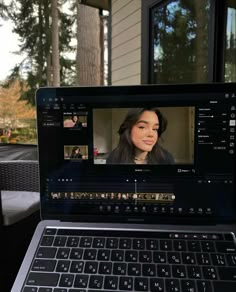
[{"xmin": 0, "ymin": 160, "xmax": 40, "ymax": 226}]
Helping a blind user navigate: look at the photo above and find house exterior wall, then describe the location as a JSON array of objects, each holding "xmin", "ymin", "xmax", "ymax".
[{"xmin": 111, "ymin": 0, "xmax": 141, "ymax": 85}]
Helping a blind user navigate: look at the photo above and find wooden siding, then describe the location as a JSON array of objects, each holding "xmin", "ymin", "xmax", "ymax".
[{"xmin": 111, "ymin": 0, "xmax": 141, "ymax": 85}]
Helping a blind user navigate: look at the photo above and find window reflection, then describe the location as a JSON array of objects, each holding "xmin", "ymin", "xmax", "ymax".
[{"xmin": 151, "ymin": 0, "xmax": 210, "ymax": 83}]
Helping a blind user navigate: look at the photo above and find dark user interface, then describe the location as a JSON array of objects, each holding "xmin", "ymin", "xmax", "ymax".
[{"xmin": 37, "ymin": 89, "xmax": 236, "ymax": 222}]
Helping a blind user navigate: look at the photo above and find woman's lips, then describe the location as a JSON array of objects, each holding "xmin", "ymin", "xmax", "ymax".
[{"xmin": 143, "ymin": 140, "xmax": 154, "ymax": 145}]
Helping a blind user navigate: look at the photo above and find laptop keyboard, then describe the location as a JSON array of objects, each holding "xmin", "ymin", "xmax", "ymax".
[{"xmin": 22, "ymin": 229, "xmax": 236, "ymax": 292}]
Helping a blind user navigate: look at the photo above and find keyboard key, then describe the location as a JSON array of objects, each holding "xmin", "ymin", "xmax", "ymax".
[
  {"xmin": 70, "ymin": 261, "xmax": 84, "ymax": 273},
  {"xmin": 187, "ymin": 265, "xmax": 202, "ymax": 279},
  {"xmin": 70, "ymin": 248, "xmax": 84, "ymax": 260},
  {"xmin": 213, "ymin": 281, "xmax": 236, "ymax": 291},
  {"xmin": 166, "ymin": 279, "xmax": 180, "ymax": 291},
  {"xmin": 202, "ymin": 266, "xmax": 218, "ymax": 280},
  {"xmin": 174, "ymin": 240, "xmax": 187, "ymax": 251},
  {"xmin": 111, "ymin": 250, "xmax": 124, "ymax": 261},
  {"xmin": 59, "ymin": 273, "xmax": 74, "ymax": 287},
  {"xmin": 23, "ymin": 288, "xmax": 38, "ymax": 292},
  {"xmin": 80, "ymin": 237, "xmax": 92, "ymax": 248},
  {"xmin": 182, "ymin": 252, "xmax": 196, "ymax": 265},
  {"xmin": 74, "ymin": 274, "xmax": 89, "ymax": 288},
  {"xmin": 125, "ymin": 250, "xmax": 138, "ymax": 262},
  {"xmin": 134, "ymin": 277, "xmax": 149, "ymax": 291},
  {"xmin": 172, "ymin": 265, "xmax": 186, "ymax": 278},
  {"xmin": 168, "ymin": 252, "xmax": 181, "ymax": 264},
  {"xmin": 139, "ymin": 251, "xmax": 152, "ymax": 262},
  {"xmin": 153, "ymin": 251, "xmax": 166, "ymax": 263},
  {"xmin": 227, "ymin": 254, "xmax": 236, "ymax": 266},
  {"xmin": 119, "ymin": 238, "xmax": 132, "ymax": 249},
  {"xmin": 133, "ymin": 239, "xmax": 145, "ymax": 250},
  {"xmin": 54, "ymin": 236, "xmax": 67, "ymax": 247},
  {"xmin": 26, "ymin": 272, "xmax": 59, "ymax": 286},
  {"xmin": 119, "ymin": 276, "xmax": 133, "ymax": 290},
  {"xmin": 146, "ymin": 239, "xmax": 158, "ymax": 250},
  {"xmin": 41, "ymin": 236, "xmax": 54, "ymax": 246},
  {"xmin": 150, "ymin": 278, "xmax": 164, "ymax": 291},
  {"xmin": 106, "ymin": 238, "xmax": 118, "ymax": 249},
  {"xmin": 157, "ymin": 264, "xmax": 171, "ymax": 277},
  {"xmin": 44, "ymin": 228, "xmax": 57, "ymax": 235},
  {"xmin": 160, "ymin": 240, "xmax": 173, "ymax": 251},
  {"xmin": 66, "ymin": 236, "xmax": 79, "ymax": 247},
  {"xmin": 201, "ymin": 241, "xmax": 215, "ymax": 252},
  {"xmin": 56, "ymin": 248, "xmax": 70, "ymax": 259},
  {"xmin": 97, "ymin": 249, "xmax": 110, "ymax": 261},
  {"xmin": 113, "ymin": 262, "xmax": 127, "ymax": 275},
  {"xmin": 197, "ymin": 280, "xmax": 212, "ymax": 292},
  {"xmin": 36, "ymin": 247, "xmax": 57, "ymax": 258},
  {"xmin": 181, "ymin": 279, "xmax": 196, "ymax": 292},
  {"xmin": 218, "ymin": 267, "xmax": 236, "ymax": 281},
  {"xmin": 84, "ymin": 261, "xmax": 98, "ymax": 274},
  {"xmin": 142, "ymin": 263, "xmax": 156, "ymax": 277},
  {"xmin": 93, "ymin": 237, "xmax": 105, "ymax": 248},
  {"xmin": 99, "ymin": 262, "xmax": 112, "ymax": 274},
  {"xmin": 216, "ymin": 241, "xmax": 236, "ymax": 253},
  {"xmin": 211, "ymin": 254, "xmax": 226, "ymax": 266},
  {"xmin": 83, "ymin": 249, "xmax": 97, "ymax": 260},
  {"xmin": 32, "ymin": 259, "xmax": 56, "ymax": 272},
  {"xmin": 104, "ymin": 275, "xmax": 118, "ymax": 290},
  {"xmin": 196, "ymin": 253, "xmax": 211, "ymax": 265},
  {"xmin": 56, "ymin": 260, "xmax": 70, "ymax": 272},
  {"xmin": 89, "ymin": 275, "xmax": 104, "ymax": 289},
  {"xmin": 128, "ymin": 263, "xmax": 141, "ymax": 276},
  {"xmin": 188, "ymin": 241, "xmax": 201, "ymax": 252}
]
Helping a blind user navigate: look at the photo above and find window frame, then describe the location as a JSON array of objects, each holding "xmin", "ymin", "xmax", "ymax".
[{"xmin": 141, "ymin": 0, "xmax": 228, "ymax": 84}]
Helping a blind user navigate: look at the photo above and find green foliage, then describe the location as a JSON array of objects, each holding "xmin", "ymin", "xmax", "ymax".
[{"xmin": 4, "ymin": 0, "xmax": 76, "ymax": 105}]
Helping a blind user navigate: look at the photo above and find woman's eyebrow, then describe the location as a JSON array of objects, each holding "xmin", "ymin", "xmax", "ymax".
[{"xmin": 137, "ymin": 120, "xmax": 159, "ymax": 126}]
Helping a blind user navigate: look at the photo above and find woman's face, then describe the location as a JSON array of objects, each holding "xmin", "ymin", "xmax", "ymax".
[
  {"xmin": 131, "ymin": 110, "xmax": 159, "ymax": 152},
  {"xmin": 72, "ymin": 116, "xmax": 78, "ymax": 122}
]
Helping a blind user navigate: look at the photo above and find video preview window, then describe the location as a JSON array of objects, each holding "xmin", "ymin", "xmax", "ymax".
[
  {"xmin": 63, "ymin": 112, "xmax": 87, "ymax": 129},
  {"xmin": 93, "ymin": 107, "xmax": 195, "ymax": 165},
  {"xmin": 64, "ymin": 145, "xmax": 88, "ymax": 160}
]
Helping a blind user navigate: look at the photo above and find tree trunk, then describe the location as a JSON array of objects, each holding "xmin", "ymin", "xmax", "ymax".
[
  {"xmin": 52, "ymin": 0, "xmax": 60, "ymax": 86},
  {"xmin": 76, "ymin": 3, "xmax": 101, "ymax": 85}
]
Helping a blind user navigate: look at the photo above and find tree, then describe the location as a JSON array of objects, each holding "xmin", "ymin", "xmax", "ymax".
[
  {"xmin": 4, "ymin": 0, "xmax": 74, "ymax": 104},
  {"xmin": 52, "ymin": 0, "xmax": 60, "ymax": 86},
  {"xmin": 0, "ymin": 80, "xmax": 35, "ymax": 130},
  {"xmin": 76, "ymin": 3, "xmax": 101, "ymax": 85}
]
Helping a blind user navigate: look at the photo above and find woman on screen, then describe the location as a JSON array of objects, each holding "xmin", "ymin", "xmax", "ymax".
[
  {"xmin": 70, "ymin": 146, "xmax": 83, "ymax": 159},
  {"xmin": 106, "ymin": 108, "xmax": 175, "ymax": 165}
]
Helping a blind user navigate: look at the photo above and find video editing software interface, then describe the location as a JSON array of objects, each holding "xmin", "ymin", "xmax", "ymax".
[{"xmin": 36, "ymin": 85, "xmax": 236, "ymax": 223}]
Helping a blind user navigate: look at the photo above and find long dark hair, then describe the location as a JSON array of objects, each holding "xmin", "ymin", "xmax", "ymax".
[
  {"xmin": 106, "ymin": 108, "xmax": 169, "ymax": 164},
  {"xmin": 71, "ymin": 146, "xmax": 80, "ymax": 158}
]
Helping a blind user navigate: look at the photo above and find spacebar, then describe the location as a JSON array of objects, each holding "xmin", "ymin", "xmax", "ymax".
[
  {"xmin": 26, "ymin": 272, "xmax": 60, "ymax": 286},
  {"xmin": 213, "ymin": 281, "xmax": 236, "ymax": 292}
]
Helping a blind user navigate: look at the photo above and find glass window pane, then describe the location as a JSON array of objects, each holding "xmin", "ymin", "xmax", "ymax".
[
  {"xmin": 151, "ymin": 0, "xmax": 210, "ymax": 83},
  {"xmin": 225, "ymin": 0, "xmax": 236, "ymax": 82}
]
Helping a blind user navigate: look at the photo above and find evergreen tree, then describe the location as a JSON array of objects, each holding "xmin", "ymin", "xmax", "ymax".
[{"xmin": 4, "ymin": 0, "xmax": 75, "ymax": 105}]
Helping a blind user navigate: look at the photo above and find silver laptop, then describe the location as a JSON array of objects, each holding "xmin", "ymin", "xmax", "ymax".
[{"xmin": 12, "ymin": 83, "xmax": 236, "ymax": 292}]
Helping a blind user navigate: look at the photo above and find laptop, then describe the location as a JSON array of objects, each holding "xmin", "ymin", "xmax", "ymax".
[{"xmin": 12, "ymin": 83, "xmax": 236, "ymax": 292}]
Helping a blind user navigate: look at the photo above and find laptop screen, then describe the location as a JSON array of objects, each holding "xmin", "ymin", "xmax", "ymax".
[{"xmin": 36, "ymin": 83, "xmax": 236, "ymax": 224}]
